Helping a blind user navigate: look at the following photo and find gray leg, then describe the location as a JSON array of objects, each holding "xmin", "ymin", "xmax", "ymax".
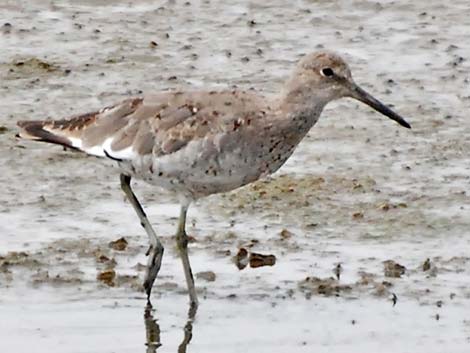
[
  {"xmin": 120, "ymin": 174, "xmax": 164, "ymax": 302},
  {"xmin": 176, "ymin": 204, "xmax": 198, "ymax": 306}
]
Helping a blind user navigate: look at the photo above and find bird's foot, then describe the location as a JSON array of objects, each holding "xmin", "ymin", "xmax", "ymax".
[{"xmin": 143, "ymin": 243, "xmax": 164, "ymax": 302}]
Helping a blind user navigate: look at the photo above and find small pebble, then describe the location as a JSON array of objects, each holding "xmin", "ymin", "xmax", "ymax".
[
  {"xmin": 234, "ymin": 248, "xmax": 248, "ymax": 270},
  {"xmin": 196, "ymin": 271, "xmax": 216, "ymax": 282},
  {"xmin": 391, "ymin": 293, "xmax": 398, "ymax": 306},
  {"xmin": 247, "ymin": 20, "xmax": 257, "ymax": 27},
  {"xmin": 384, "ymin": 260, "xmax": 406, "ymax": 278},
  {"xmin": 97, "ymin": 269, "xmax": 116, "ymax": 286},
  {"xmin": 2, "ymin": 22, "xmax": 12, "ymax": 34},
  {"xmin": 108, "ymin": 237, "xmax": 128, "ymax": 251},
  {"xmin": 422, "ymin": 258, "xmax": 431, "ymax": 271},
  {"xmin": 249, "ymin": 252, "xmax": 276, "ymax": 268}
]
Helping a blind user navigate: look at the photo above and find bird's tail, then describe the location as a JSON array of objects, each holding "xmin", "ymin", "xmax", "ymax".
[
  {"xmin": 17, "ymin": 120, "xmax": 76, "ymax": 149},
  {"xmin": 16, "ymin": 97, "xmax": 143, "ymax": 157},
  {"xmin": 16, "ymin": 110, "xmax": 101, "ymax": 151}
]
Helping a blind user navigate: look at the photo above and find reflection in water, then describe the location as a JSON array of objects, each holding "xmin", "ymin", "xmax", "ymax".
[
  {"xmin": 144, "ymin": 302, "xmax": 198, "ymax": 353},
  {"xmin": 144, "ymin": 303, "xmax": 161, "ymax": 352},
  {"xmin": 178, "ymin": 303, "xmax": 197, "ymax": 353}
]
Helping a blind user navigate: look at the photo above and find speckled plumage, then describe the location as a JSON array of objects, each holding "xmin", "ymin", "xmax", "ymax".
[{"xmin": 17, "ymin": 51, "xmax": 411, "ymax": 304}]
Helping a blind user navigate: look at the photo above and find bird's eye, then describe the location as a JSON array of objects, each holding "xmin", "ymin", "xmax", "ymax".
[{"xmin": 321, "ymin": 68, "xmax": 334, "ymax": 77}]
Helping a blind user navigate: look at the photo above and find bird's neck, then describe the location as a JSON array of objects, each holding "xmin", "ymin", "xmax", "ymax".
[{"xmin": 275, "ymin": 84, "xmax": 329, "ymax": 135}]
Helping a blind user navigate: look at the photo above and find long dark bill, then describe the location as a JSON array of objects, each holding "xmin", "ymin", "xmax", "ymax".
[{"xmin": 350, "ymin": 83, "xmax": 411, "ymax": 129}]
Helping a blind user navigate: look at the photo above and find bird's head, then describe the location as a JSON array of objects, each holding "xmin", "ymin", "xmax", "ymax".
[{"xmin": 286, "ymin": 51, "xmax": 410, "ymax": 128}]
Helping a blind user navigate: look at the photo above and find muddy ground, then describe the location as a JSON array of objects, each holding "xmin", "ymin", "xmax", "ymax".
[{"xmin": 1, "ymin": 0, "xmax": 470, "ymax": 352}]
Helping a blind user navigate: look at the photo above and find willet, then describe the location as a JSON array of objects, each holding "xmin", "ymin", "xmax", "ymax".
[{"xmin": 17, "ymin": 51, "xmax": 411, "ymax": 306}]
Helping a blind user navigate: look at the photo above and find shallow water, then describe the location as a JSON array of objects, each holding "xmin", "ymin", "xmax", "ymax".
[{"xmin": 1, "ymin": 0, "xmax": 470, "ymax": 352}]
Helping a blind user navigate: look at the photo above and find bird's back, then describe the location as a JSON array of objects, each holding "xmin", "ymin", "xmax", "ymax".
[
  {"xmin": 19, "ymin": 90, "xmax": 268, "ymax": 154},
  {"xmin": 18, "ymin": 90, "xmax": 297, "ymax": 199}
]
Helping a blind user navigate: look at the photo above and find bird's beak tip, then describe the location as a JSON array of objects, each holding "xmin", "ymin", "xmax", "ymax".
[
  {"xmin": 350, "ymin": 83, "xmax": 411, "ymax": 130},
  {"xmin": 399, "ymin": 120, "xmax": 411, "ymax": 129}
]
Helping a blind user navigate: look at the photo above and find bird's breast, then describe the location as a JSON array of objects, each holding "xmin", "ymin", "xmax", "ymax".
[{"xmin": 121, "ymin": 127, "xmax": 301, "ymax": 199}]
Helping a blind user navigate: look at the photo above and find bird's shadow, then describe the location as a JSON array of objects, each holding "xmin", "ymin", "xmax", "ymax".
[{"xmin": 144, "ymin": 302, "xmax": 197, "ymax": 353}]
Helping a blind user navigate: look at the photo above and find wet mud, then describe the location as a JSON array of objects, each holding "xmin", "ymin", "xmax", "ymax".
[{"xmin": 1, "ymin": 0, "xmax": 470, "ymax": 352}]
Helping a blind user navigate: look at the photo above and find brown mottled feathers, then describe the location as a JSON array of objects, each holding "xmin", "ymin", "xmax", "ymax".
[
  {"xmin": 16, "ymin": 119, "xmax": 78, "ymax": 149},
  {"xmin": 17, "ymin": 92, "xmax": 270, "ymax": 159}
]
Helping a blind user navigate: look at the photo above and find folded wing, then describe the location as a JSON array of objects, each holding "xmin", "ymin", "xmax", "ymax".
[{"xmin": 17, "ymin": 91, "xmax": 270, "ymax": 161}]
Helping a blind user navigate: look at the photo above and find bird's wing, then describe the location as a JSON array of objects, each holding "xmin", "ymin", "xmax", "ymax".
[{"xmin": 17, "ymin": 90, "xmax": 270, "ymax": 160}]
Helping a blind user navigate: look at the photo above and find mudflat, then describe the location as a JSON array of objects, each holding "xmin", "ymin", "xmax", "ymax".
[{"xmin": 1, "ymin": 1, "xmax": 469, "ymax": 352}]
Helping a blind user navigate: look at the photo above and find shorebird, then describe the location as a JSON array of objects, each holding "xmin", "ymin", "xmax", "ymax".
[{"xmin": 17, "ymin": 51, "xmax": 410, "ymax": 306}]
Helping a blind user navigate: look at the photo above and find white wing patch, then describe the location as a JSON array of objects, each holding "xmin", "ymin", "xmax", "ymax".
[
  {"xmin": 67, "ymin": 136, "xmax": 85, "ymax": 151},
  {"xmin": 67, "ymin": 136, "xmax": 136, "ymax": 161},
  {"xmin": 105, "ymin": 145, "xmax": 136, "ymax": 160}
]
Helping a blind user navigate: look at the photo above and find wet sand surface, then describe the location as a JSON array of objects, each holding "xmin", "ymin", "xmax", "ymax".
[{"xmin": 1, "ymin": 0, "xmax": 470, "ymax": 352}]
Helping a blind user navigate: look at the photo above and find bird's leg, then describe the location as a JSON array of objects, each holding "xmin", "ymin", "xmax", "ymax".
[
  {"xmin": 175, "ymin": 204, "xmax": 198, "ymax": 306},
  {"xmin": 120, "ymin": 174, "xmax": 164, "ymax": 302}
]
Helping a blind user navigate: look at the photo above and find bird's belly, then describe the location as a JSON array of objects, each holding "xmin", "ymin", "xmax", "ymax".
[
  {"xmin": 120, "ymin": 135, "xmax": 296, "ymax": 199},
  {"xmin": 160, "ymin": 149, "xmax": 267, "ymax": 197}
]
